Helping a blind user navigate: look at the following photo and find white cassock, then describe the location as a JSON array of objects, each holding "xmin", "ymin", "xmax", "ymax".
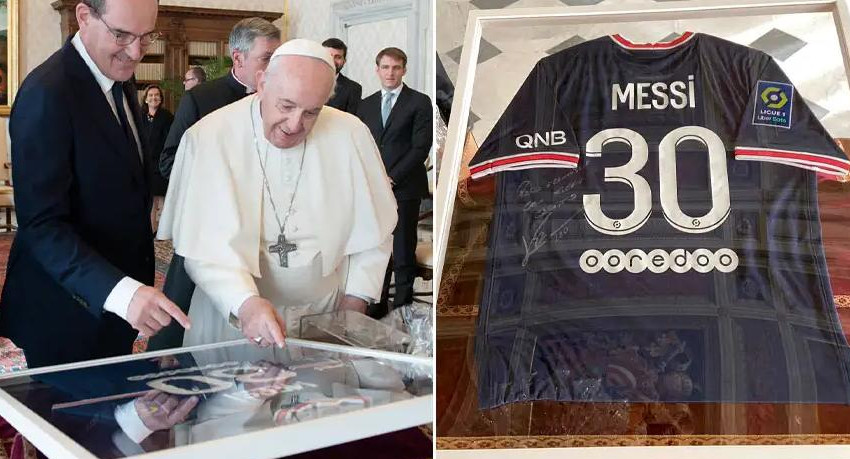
[{"xmin": 158, "ymin": 94, "xmax": 397, "ymax": 346}]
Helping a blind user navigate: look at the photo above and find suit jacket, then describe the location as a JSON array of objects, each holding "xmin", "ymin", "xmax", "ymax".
[
  {"xmin": 159, "ymin": 72, "xmax": 248, "ymax": 179},
  {"xmin": 0, "ymin": 39, "xmax": 154, "ymax": 366},
  {"xmin": 140, "ymin": 108, "xmax": 173, "ymax": 196},
  {"xmin": 327, "ymin": 73, "xmax": 362, "ymax": 115},
  {"xmin": 358, "ymin": 84, "xmax": 433, "ymax": 200}
]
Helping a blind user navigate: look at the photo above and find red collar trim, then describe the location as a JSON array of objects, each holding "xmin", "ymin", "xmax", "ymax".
[{"xmin": 610, "ymin": 31, "xmax": 695, "ymax": 50}]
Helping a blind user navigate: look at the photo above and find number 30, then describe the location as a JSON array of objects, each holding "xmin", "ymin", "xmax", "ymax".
[{"xmin": 583, "ymin": 126, "xmax": 730, "ymax": 235}]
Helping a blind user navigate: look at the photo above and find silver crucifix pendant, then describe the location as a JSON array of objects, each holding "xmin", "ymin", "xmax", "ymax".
[{"xmin": 268, "ymin": 233, "xmax": 297, "ymax": 267}]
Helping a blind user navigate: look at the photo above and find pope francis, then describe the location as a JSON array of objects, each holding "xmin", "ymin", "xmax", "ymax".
[{"xmin": 158, "ymin": 39, "xmax": 397, "ymax": 348}]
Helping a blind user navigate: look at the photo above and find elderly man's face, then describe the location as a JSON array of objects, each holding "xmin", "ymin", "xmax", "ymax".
[
  {"xmin": 256, "ymin": 56, "xmax": 335, "ymax": 149},
  {"xmin": 77, "ymin": 0, "xmax": 158, "ymax": 82}
]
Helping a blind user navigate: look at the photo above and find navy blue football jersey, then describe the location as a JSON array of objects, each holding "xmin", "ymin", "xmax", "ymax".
[{"xmin": 470, "ymin": 32, "xmax": 850, "ymax": 409}]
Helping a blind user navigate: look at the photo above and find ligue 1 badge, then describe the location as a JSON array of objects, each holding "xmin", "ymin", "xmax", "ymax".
[{"xmin": 752, "ymin": 80, "xmax": 794, "ymax": 129}]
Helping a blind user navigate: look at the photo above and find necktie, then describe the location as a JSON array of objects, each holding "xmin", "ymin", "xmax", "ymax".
[
  {"xmin": 110, "ymin": 82, "xmax": 141, "ymax": 163},
  {"xmin": 381, "ymin": 91, "xmax": 393, "ymax": 127}
]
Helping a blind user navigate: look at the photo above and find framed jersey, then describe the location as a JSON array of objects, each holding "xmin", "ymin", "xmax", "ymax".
[
  {"xmin": 435, "ymin": 0, "xmax": 850, "ymax": 455},
  {"xmin": 471, "ymin": 30, "xmax": 850, "ymax": 409}
]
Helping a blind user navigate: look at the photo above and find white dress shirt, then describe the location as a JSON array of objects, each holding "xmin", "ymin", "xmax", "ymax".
[{"xmin": 71, "ymin": 32, "xmax": 144, "ymax": 322}]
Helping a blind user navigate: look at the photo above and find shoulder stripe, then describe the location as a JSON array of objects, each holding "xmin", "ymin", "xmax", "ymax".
[
  {"xmin": 469, "ymin": 152, "xmax": 579, "ymax": 179},
  {"xmin": 734, "ymin": 146, "xmax": 850, "ymax": 177}
]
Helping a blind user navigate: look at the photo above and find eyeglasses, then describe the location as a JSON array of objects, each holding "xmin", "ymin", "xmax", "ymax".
[
  {"xmin": 183, "ymin": 77, "xmax": 197, "ymax": 83},
  {"xmin": 89, "ymin": 8, "xmax": 160, "ymax": 47}
]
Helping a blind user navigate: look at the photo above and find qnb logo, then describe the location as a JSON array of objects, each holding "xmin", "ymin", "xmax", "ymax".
[
  {"xmin": 515, "ymin": 130, "xmax": 568, "ymax": 149},
  {"xmin": 579, "ymin": 248, "xmax": 739, "ymax": 274}
]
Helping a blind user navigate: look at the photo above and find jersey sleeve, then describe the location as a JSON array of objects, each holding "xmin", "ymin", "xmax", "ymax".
[
  {"xmin": 468, "ymin": 60, "xmax": 580, "ymax": 180},
  {"xmin": 733, "ymin": 56, "xmax": 850, "ymax": 178}
]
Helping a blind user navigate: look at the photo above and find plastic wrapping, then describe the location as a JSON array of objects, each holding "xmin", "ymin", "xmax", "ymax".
[
  {"xmin": 299, "ymin": 310, "xmax": 412, "ymax": 353},
  {"xmin": 395, "ymin": 302, "xmax": 435, "ymax": 357}
]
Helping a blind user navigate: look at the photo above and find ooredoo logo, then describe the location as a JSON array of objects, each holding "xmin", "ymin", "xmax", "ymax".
[{"xmin": 579, "ymin": 248, "xmax": 739, "ymax": 274}]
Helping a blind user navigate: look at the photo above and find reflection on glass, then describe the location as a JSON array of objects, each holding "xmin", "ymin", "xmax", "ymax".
[
  {"xmin": 0, "ymin": 341, "xmax": 431, "ymax": 458},
  {"xmin": 437, "ymin": 10, "xmax": 850, "ymax": 448}
]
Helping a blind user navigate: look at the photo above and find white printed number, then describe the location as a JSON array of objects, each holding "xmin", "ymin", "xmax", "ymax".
[{"xmin": 583, "ymin": 126, "xmax": 731, "ymax": 235}]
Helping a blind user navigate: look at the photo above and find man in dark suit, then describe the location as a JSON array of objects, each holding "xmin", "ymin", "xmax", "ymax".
[
  {"xmin": 1, "ymin": 0, "xmax": 190, "ymax": 368},
  {"xmin": 148, "ymin": 17, "xmax": 280, "ymax": 351},
  {"xmin": 322, "ymin": 38, "xmax": 362, "ymax": 114},
  {"xmin": 358, "ymin": 47, "xmax": 433, "ymax": 315},
  {"xmin": 182, "ymin": 66, "xmax": 206, "ymax": 91}
]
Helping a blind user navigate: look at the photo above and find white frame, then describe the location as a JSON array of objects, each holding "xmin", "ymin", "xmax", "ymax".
[
  {"xmin": 433, "ymin": 0, "xmax": 850, "ymax": 455},
  {"xmin": 0, "ymin": 338, "xmax": 433, "ymax": 459}
]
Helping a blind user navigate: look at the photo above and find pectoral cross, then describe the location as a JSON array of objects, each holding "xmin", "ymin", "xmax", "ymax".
[{"xmin": 269, "ymin": 233, "xmax": 297, "ymax": 268}]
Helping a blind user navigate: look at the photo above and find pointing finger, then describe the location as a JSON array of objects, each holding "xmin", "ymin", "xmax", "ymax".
[
  {"xmin": 159, "ymin": 299, "xmax": 191, "ymax": 330},
  {"xmin": 266, "ymin": 316, "xmax": 286, "ymax": 349},
  {"xmin": 274, "ymin": 313, "xmax": 287, "ymax": 349},
  {"xmin": 168, "ymin": 396, "xmax": 199, "ymax": 424}
]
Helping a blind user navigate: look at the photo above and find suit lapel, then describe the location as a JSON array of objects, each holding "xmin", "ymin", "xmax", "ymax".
[
  {"xmin": 364, "ymin": 92, "xmax": 383, "ymax": 135},
  {"xmin": 337, "ymin": 74, "xmax": 347, "ymax": 99},
  {"xmin": 63, "ymin": 41, "xmax": 144, "ymax": 181}
]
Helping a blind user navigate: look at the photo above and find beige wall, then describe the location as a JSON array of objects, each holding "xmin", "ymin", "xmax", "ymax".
[
  {"xmin": 20, "ymin": 0, "xmax": 62, "ymax": 78},
  {"xmin": 286, "ymin": 1, "xmax": 332, "ymax": 42}
]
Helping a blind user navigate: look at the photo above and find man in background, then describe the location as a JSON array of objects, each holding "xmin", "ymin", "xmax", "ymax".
[
  {"xmin": 183, "ymin": 66, "xmax": 206, "ymax": 91},
  {"xmin": 322, "ymin": 38, "xmax": 362, "ymax": 114},
  {"xmin": 358, "ymin": 47, "xmax": 432, "ymax": 316},
  {"xmin": 1, "ymin": 0, "xmax": 190, "ymax": 367},
  {"xmin": 148, "ymin": 17, "xmax": 281, "ymax": 351},
  {"xmin": 159, "ymin": 18, "xmax": 280, "ymax": 179}
]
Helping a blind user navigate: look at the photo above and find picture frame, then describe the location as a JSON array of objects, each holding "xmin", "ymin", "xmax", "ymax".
[
  {"xmin": 433, "ymin": 0, "xmax": 850, "ymax": 456},
  {"xmin": 0, "ymin": 338, "xmax": 433, "ymax": 459},
  {"xmin": 0, "ymin": 0, "xmax": 18, "ymax": 117}
]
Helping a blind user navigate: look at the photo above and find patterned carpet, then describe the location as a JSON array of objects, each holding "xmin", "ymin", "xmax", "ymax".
[{"xmin": 0, "ymin": 234, "xmax": 173, "ymax": 373}]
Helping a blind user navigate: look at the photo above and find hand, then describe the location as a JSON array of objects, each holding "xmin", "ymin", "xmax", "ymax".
[
  {"xmin": 238, "ymin": 296, "xmax": 286, "ymax": 348},
  {"xmin": 134, "ymin": 391, "xmax": 198, "ymax": 431},
  {"xmin": 338, "ymin": 295, "xmax": 368, "ymax": 314},
  {"xmin": 126, "ymin": 286, "xmax": 191, "ymax": 337},
  {"xmin": 244, "ymin": 362, "xmax": 295, "ymax": 398},
  {"xmin": 153, "ymin": 355, "xmax": 180, "ymax": 369}
]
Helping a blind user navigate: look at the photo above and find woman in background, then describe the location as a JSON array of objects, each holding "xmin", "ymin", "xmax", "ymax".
[{"xmin": 139, "ymin": 84, "xmax": 174, "ymax": 232}]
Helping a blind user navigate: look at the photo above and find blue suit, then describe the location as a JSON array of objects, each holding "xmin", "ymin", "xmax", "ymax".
[{"xmin": 0, "ymin": 39, "xmax": 154, "ymax": 367}]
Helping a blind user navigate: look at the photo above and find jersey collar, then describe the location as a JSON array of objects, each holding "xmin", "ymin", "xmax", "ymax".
[{"xmin": 610, "ymin": 31, "xmax": 695, "ymax": 50}]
